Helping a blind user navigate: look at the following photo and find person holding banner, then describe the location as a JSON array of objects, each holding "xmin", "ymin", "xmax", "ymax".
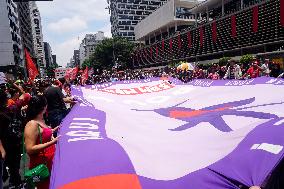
[
  {"xmin": 24, "ymin": 95, "xmax": 60, "ymax": 189},
  {"xmin": 0, "ymin": 87, "xmax": 28, "ymax": 188},
  {"xmin": 0, "ymin": 139, "xmax": 6, "ymax": 189},
  {"xmin": 224, "ymin": 59, "xmax": 242, "ymax": 80},
  {"xmin": 44, "ymin": 79, "xmax": 75, "ymax": 130}
]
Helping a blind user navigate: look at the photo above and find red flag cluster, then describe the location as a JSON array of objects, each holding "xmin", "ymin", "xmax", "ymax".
[
  {"xmin": 81, "ymin": 67, "xmax": 89, "ymax": 84},
  {"xmin": 65, "ymin": 67, "xmax": 78, "ymax": 80}
]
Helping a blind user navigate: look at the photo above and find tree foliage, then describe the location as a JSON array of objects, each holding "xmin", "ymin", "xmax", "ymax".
[
  {"xmin": 219, "ymin": 57, "xmax": 231, "ymax": 66},
  {"xmin": 240, "ymin": 54, "xmax": 254, "ymax": 65},
  {"xmin": 46, "ymin": 63, "xmax": 59, "ymax": 77},
  {"xmin": 81, "ymin": 59, "xmax": 92, "ymax": 69},
  {"xmin": 89, "ymin": 37, "xmax": 135, "ymax": 70}
]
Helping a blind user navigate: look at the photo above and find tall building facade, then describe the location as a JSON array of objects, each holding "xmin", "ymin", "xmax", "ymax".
[
  {"xmin": 52, "ymin": 54, "xmax": 57, "ymax": 66},
  {"xmin": 0, "ymin": 0, "xmax": 23, "ymax": 70},
  {"xmin": 79, "ymin": 31, "xmax": 105, "ymax": 66},
  {"xmin": 44, "ymin": 42, "xmax": 53, "ymax": 68},
  {"xmin": 73, "ymin": 50, "xmax": 80, "ymax": 67},
  {"xmin": 17, "ymin": 2, "xmax": 34, "ymax": 56},
  {"xmin": 29, "ymin": 1, "xmax": 46, "ymax": 69},
  {"xmin": 108, "ymin": 0, "xmax": 168, "ymax": 41},
  {"xmin": 133, "ymin": 0, "xmax": 284, "ymax": 68},
  {"xmin": 68, "ymin": 58, "xmax": 75, "ymax": 68}
]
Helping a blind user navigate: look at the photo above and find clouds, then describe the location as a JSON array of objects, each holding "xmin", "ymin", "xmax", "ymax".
[
  {"xmin": 37, "ymin": 0, "xmax": 111, "ymax": 66},
  {"xmin": 52, "ymin": 36, "xmax": 81, "ymax": 65},
  {"xmin": 37, "ymin": 0, "xmax": 108, "ymax": 22},
  {"xmin": 98, "ymin": 23, "xmax": 112, "ymax": 38},
  {"xmin": 48, "ymin": 16, "xmax": 88, "ymax": 33}
]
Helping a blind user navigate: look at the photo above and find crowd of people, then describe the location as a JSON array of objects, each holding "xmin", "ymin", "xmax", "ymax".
[
  {"xmin": 0, "ymin": 78, "xmax": 75, "ymax": 189},
  {"xmin": 0, "ymin": 57, "xmax": 283, "ymax": 189},
  {"xmin": 75, "ymin": 58, "xmax": 283, "ymax": 85}
]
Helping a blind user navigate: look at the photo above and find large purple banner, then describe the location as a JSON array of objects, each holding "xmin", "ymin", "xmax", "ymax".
[{"xmin": 50, "ymin": 77, "xmax": 284, "ymax": 189}]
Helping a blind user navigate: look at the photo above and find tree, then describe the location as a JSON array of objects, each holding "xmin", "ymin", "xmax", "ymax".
[
  {"xmin": 89, "ymin": 37, "xmax": 135, "ymax": 70},
  {"xmin": 240, "ymin": 54, "xmax": 254, "ymax": 70},
  {"xmin": 240, "ymin": 54, "xmax": 253, "ymax": 65},
  {"xmin": 81, "ymin": 59, "xmax": 92, "ymax": 70},
  {"xmin": 218, "ymin": 57, "xmax": 231, "ymax": 66},
  {"xmin": 46, "ymin": 63, "xmax": 59, "ymax": 78}
]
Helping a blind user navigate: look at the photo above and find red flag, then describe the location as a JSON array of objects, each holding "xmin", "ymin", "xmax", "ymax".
[
  {"xmin": 81, "ymin": 67, "xmax": 89, "ymax": 84},
  {"xmin": 64, "ymin": 68, "xmax": 72, "ymax": 79},
  {"xmin": 212, "ymin": 21, "xmax": 217, "ymax": 43},
  {"xmin": 70, "ymin": 67, "xmax": 78, "ymax": 80},
  {"xmin": 281, "ymin": 0, "xmax": 284, "ymax": 27},
  {"xmin": 25, "ymin": 48, "xmax": 39, "ymax": 81},
  {"xmin": 200, "ymin": 27, "xmax": 204, "ymax": 47},
  {"xmin": 231, "ymin": 15, "xmax": 237, "ymax": 37},
  {"xmin": 178, "ymin": 34, "xmax": 181, "ymax": 49},
  {"xmin": 252, "ymin": 6, "xmax": 258, "ymax": 33},
  {"xmin": 162, "ymin": 39, "xmax": 165, "ymax": 51},
  {"xmin": 187, "ymin": 32, "xmax": 192, "ymax": 48},
  {"xmin": 169, "ymin": 38, "xmax": 173, "ymax": 51}
]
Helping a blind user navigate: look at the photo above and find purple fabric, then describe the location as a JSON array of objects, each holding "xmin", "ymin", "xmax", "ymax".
[{"xmin": 50, "ymin": 77, "xmax": 284, "ymax": 189}]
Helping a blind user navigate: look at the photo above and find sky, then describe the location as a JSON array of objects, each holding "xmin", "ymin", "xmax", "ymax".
[
  {"xmin": 37, "ymin": 0, "xmax": 112, "ymax": 67},
  {"xmin": 37, "ymin": 0, "xmax": 205, "ymax": 67}
]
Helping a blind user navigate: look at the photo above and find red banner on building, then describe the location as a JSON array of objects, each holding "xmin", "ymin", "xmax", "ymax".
[
  {"xmin": 178, "ymin": 34, "xmax": 181, "ymax": 49},
  {"xmin": 231, "ymin": 15, "xmax": 237, "ymax": 37},
  {"xmin": 252, "ymin": 6, "xmax": 258, "ymax": 33},
  {"xmin": 156, "ymin": 46, "xmax": 159, "ymax": 57},
  {"xmin": 162, "ymin": 39, "xmax": 165, "ymax": 51},
  {"xmin": 24, "ymin": 48, "xmax": 39, "ymax": 81},
  {"xmin": 212, "ymin": 21, "xmax": 217, "ymax": 43},
  {"xmin": 187, "ymin": 32, "xmax": 192, "ymax": 48},
  {"xmin": 169, "ymin": 38, "xmax": 173, "ymax": 51},
  {"xmin": 150, "ymin": 47, "xmax": 153, "ymax": 57},
  {"xmin": 281, "ymin": 0, "xmax": 284, "ymax": 26}
]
